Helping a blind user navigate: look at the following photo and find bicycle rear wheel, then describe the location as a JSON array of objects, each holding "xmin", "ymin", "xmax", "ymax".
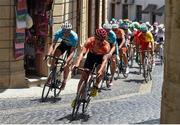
[
  {"xmin": 122, "ymin": 62, "xmax": 128, "ymax": 78},
  {"xmin": 54, "ymin": 65, "xmax": 64, "ymax": 98},
  {"xmin": 114, "ymin": 60, "xmax": 121, "ymax": 80},
  {"xmin": 128, "ymin": 45, "xmax": 134, "ymax": 68},
  {"xmin": 54, "ymin": 80, "xmax": 61, "ymax": 98},
  {"xmin": 144, "ymin": 57, "xmax": 151, "ymax": 83}
]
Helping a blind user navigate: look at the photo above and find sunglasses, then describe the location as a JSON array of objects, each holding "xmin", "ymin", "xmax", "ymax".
[{"xmin": 63, "ymin": 29, "xmax": 71, "ymax": 33}]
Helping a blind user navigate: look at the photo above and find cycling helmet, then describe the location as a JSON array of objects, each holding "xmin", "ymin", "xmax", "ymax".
[
  {"xmin": 132, "ymin": 22, "xmax": 140, "ymax": 29},
  {"xmin": 112, "ymin": 23, "xmax": 119, "ymax": 29},
  {"xmin": 123, "ymin": 19, "xmax": 130, "ymax": 23},
  {"xmin": 153, "ymin": 22, "xmax": 158, "ymax": 27},
  {"xmin": 103, "ymin": 23, "xmax": 112, "ymax": 30},
  {"xmin": 120, "ymin": 22, "xmax": 129, "ymax": 30},
  {"xmin": 95, "ymin": 28, "xmax": 107, "ymax": 40},
  {"xmin": 111, "ymin": 18, "xmax": 117, "ymax": 24},
  {"xmin": 158, "ymin": 24, "xmax": 164, "ymax": 29},
  {"xmin": 140, "ymin": 24, "xmax": 148, "ymax": 33},
  {"xmin": 61, "ymin": 22, "xmax": 72, "ymax": 30},
  {"xmin": 129, "ymin": 23, "xmax": 135, "ymax": 31}
]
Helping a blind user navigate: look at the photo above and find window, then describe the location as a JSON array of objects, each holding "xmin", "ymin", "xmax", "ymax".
[
  {"xmin": 123, "ymin": 4, "xmax": 128, "ymax": 19},
  {"xmin": 136, "ymin": 5, "xmax": 142, "ymax": 21}
]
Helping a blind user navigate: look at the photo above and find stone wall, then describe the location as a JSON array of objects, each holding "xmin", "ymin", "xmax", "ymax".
[{"xmin": 0, "ymin": 0, "xmax": 27, "ymax": 88}]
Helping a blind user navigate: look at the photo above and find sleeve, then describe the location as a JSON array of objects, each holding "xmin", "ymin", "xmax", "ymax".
[
  {"xmin": 112, "ymin": 32, "xmax": 117, "ymax": 45},
  {"xmin": 149, "ymin": 32, "xmax": 154, "ymax": 42},
  {"xmin": 53, "ymin": 29, "xmax": 63, "ymax": 42},
  {"xmin": 84, "ymin": 38, "xmax": 93, "ymax": 50},
  {"xmin": 73, "ymin": 33, "xmax": 78, "ymax": 47}
]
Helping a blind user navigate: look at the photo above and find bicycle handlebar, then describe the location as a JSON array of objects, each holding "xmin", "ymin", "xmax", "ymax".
[
  {"xmin": 74, "ymin": 67, "xmax": 96, "ymax": 75},
  {"xmin": 138, "ymin": 50, "xmax": 152, "ymax": 53},
  {"xmin": 45, "ymin": 55, "xmax": 66, "ymax": 67}
]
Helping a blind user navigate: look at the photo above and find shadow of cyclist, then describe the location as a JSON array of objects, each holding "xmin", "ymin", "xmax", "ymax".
[
  {"xmin": 56, "ymin": 113, "xmax": 91, "ymax": 123},
  {"xmin": 30, "ymin": 97, "xmax": 62, "ymax": 103}
]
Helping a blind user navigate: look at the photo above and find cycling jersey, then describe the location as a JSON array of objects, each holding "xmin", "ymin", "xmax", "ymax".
[
  {"xmin": 107, "ymin": 30, "xmax": 117, "ymax": 45},
  {"xmin": 113, "ymin": 28, "xmax": 125, "ymax": 39},
  {"xmin": 84, "ymin": 37, "xmax": 110, "ymax": 55},
  {"xmin": 113, "ymin": 28, "xmax": 125, "ymax": 46},
  {"xmin": 138, "ymin": 31, "xmax": 154, "ymax": 50},
  {"xmin": 53, "ymin": 29, "xmax": 78, "ymax": 47},
  {"xmin": 138, "ymin": 31, "xmax": 154, "ymax": 43},
  {"xmin": 107, "ymin": 30, "xmax": 119, "ymax": 55}
]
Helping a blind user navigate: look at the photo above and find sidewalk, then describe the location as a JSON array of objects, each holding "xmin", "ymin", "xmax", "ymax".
[{"xmin": 0, "ymin": 77, "xmax": 80, "ymax": 99}]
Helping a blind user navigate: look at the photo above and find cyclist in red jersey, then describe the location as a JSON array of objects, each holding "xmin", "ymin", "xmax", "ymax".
[{"xmin": 71, "ymin": 28, "xmax": 110, "ymax": 107}]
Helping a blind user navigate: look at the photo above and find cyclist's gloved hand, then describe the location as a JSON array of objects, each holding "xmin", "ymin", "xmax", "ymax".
[{"xmin": 72, "ymin": 65, "xmax": 78, "ymax": 76}]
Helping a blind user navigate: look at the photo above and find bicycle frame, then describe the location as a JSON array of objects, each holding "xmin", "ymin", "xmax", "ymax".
[{"xmin": 41, "ymin": 53, "xmax": 67, "ymax": 101}]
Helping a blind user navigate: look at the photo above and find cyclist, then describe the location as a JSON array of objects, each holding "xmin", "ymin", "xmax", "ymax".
[
  {"xmin": 137, "ymin": 24, "xmax": 154, "ymax": 66},
  {"xmin": 46, "ymin": 22, "xmax": 78, "ymax": 91},
  {"xmin": 145, "ymin": 22, "xmax": 153, "ymax": 31},
  {"xmin": 155, "ymin": 24, "xmax": 165, "ymax": 59},
  {"xmin": 151, "ymin": 22, "xmax": 159, "ymax": 42},
  {"xmin": 102, "ymin": 22, "xmax": 117, "ymax": 87},
  {"xmin": 112, "ymin": 23, "xmax": 129, "ymax": 74},
  {"xmin": 120, "ymin": 22, "xmax": 132, "ymax": 47},
  {"xmin": 71, "ymin": 28, "xmax": 110, "ymax": 107},
  {"xmin": 132, "ymin": 22, "xmax": 142, "ymax": 63}
]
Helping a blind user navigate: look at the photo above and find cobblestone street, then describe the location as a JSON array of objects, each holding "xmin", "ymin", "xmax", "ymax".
[{"xmin": 0, "ymin": 62, "xmax": 163, "ymax": 124}]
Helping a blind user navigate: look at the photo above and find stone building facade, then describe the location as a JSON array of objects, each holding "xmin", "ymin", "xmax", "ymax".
[{"xmin": 109, "ymin": 0, "xmax": 165, "ymax": 24}]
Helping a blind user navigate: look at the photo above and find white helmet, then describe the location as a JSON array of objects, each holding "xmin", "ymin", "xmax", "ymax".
[
  {"xmin": 61, "ymin": 22, "xmax": 72, "ymax": 30},
  {"xmin": 103, "ymin": 23, "xmax": 112, "ymax": 30},
  {"xmin": 112, "ymin": 23, "xmax": 119, "ymax": 29},
  {"xmin": 159, "ymin": 24, "xmax": 164, "ymax": 29},
  {"xmin": 145, "ymin": 22, "xmax": 151, "ymax": 27}
]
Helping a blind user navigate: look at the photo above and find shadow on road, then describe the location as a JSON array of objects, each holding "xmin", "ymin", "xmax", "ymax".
[
  {"xmin": 136, "ymin": 118, "xmax": 160, "ymax": 124},
  {"xmin": 56, "ymin": 113, "xmax": 90, "ymax": 123},
  {"xmin": 124, "ymin": 79, "xmax": 144, "ymax": 84},
  {"xmin": 0, "ymin": 89, "xmax": 6, "ymax": 93},
  {"xmin": 30, "ymin": 97, "xmax": 62, "ymax": 103}
]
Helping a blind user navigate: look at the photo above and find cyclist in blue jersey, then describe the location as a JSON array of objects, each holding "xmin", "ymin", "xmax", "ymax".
[
  {"xmin": 46, "ymin": 22, "xmax": 78, "ymax": 91},
  {"xmin": 103, "ymin": 22, "xmax": 117, "ymax": 87}
]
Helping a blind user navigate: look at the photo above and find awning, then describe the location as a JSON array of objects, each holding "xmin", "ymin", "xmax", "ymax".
[
  {"xmin": 155, "ymin": 5, "xmax": 165, "ymax": 16},
  {"xmin": 142, "ymin": 4, "xmax": 157, "ymax": 13}
]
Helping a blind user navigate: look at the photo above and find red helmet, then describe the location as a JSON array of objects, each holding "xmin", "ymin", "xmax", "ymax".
[{"xmin": 95, "ymin": 28, "xmax": 107, "ymax": 40}]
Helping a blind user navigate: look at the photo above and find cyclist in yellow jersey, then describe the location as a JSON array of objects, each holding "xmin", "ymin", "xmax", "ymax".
[{"xmin": 138, "ymin": 24, "xmax": 155, "ymax": 66}]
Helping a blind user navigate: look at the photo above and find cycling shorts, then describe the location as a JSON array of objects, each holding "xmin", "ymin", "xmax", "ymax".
[
  {"xmin": 57, "ymin": 41, "xmax": 72, "ymax": 56},
  {"xmin": 84, "ymin": 52, "xmax": 104, "ymax": 70}
]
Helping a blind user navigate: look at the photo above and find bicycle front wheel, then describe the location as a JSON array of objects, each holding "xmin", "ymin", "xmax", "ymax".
[
  {"xmin": 71, "ymin": 95, "xmax": 81, "ymax": 119},
  {"xmin": 41, "ymin": 71, "xmax": 53, "ymax": 101}
]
